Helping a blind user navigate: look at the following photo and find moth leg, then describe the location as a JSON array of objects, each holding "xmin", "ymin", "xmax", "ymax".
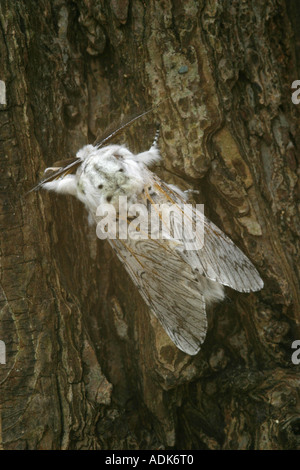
[
  {"xmin": 44, "ymin": 166, "xmax": 62, "ymax": 176},
  {"xmin": 42, "ymin": 175, "xmax": 77, "ymax": 196},
  {"xmin": 184, "ymin": 189, "xmax": 200, "ymax": 195},
  {"xmin": 134, "ymin": 126, "xmax": 161, "ymax": 167},
  {"xmin": 166, "ymin": 184, "xmax": 188, "ymax": 200},
  {"xmin": 151, "ymin": 125, "xmax": 160, "ymax": 148},
  {"xmin": 135, "ymin": 147, "xmax": 161, "ymax": 166}
]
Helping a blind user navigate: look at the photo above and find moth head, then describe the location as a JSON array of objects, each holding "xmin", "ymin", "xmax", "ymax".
[
  {"xmin": 75, "ymin": 145, "xmax": 145, "ymax": 209},
  {"xmin": 76, "ymin": 144, "xmax": 95, "ymax": 161}
]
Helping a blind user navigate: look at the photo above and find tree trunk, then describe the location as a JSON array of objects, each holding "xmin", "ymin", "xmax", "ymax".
[{"xmin": 1, "ymin": 0, "xmax": 300, "ymax": 450}]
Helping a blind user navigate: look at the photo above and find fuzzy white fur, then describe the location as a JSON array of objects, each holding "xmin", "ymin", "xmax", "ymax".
[{"xmin": 43, "ymin": 143, "xmax": 161, "ymax": 215}]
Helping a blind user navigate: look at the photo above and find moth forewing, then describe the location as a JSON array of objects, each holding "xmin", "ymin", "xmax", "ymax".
[
  {"xmin": 201, "ymin": 217, "xmax": 264, "ymax": 292},
  {"xmin": 109, "ymin": 237, "xmax": 207, "ymax": 355},
  {"xmin": 155, "ymin": 177, "xmax": 264, "ymax": 293}
]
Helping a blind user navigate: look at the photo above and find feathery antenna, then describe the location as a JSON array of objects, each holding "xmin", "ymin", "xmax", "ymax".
[
  {"xmin": 28, "ymin": 98, "xmax": 169, "ymax": 194},
  {"xmin": 93, "ymin": 98, "xmax": 168, "ymax": 148}
]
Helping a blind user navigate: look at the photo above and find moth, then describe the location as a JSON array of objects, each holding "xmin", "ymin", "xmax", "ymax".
[{"xmin": 31, "ymin": 112, "xmax": 264, "ymax": 355}]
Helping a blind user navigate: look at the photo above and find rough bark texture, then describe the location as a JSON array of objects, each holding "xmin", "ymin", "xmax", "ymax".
[{"xmin": 0, "ymin": 0, "xmax": 300, "ymax": 450}]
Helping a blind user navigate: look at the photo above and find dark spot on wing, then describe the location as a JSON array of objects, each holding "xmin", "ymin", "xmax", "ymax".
[{"xmin": 77, "ymin": 183, "xmax": 85, "ymax": 194}]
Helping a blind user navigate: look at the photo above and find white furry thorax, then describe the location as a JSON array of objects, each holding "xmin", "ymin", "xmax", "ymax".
[{"xmin": 43, "ymin": 143, "xmax": 161, "ymax": 217}]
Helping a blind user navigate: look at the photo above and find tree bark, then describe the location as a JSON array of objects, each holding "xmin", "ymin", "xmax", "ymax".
[{"xmin": 0, "ymin": 0, "xmax": 300, "ymax": 450}]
